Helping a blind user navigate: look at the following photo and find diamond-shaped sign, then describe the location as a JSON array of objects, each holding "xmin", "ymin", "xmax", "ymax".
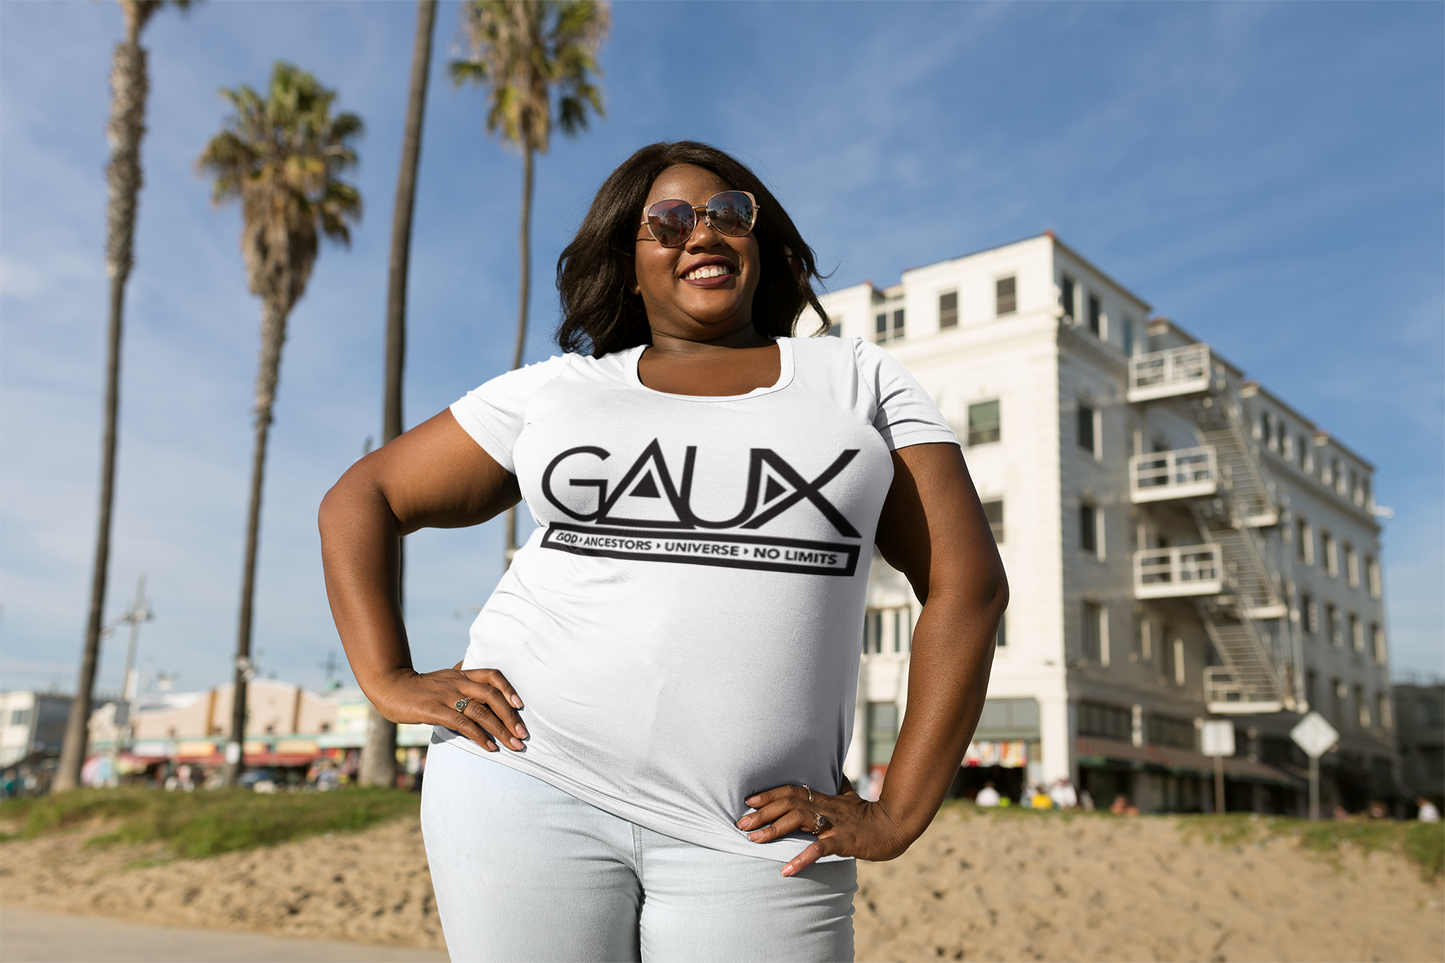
[
  {"xmin": 1290, "ymin": 711, "xmax": 1339, "ymax": 759},
  {"xmin": 1200, "ymin": 720, "xmax": 1235, "ymax": 757}
]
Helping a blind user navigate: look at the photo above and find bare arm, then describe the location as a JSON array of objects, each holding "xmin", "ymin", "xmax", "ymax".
[
  {"xmin": 737, "ymin": 442, "xmax": 1007, "ymax": 874},
  {"xmin": 318, "ymin": 410, "xmax": 530, "ymax": 753}
]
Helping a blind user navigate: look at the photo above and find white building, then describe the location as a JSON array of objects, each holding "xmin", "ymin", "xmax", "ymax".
[
  {"xmin": 0, "ymin": 691, "xmax": 71, "ymax": 770},
  {"xmin": 811, "ymin": 233, "xmax": 1396, "ymax": 813}
]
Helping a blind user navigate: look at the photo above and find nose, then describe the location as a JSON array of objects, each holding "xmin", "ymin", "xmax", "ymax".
[{"xmin": 683, "ymin": 209, "xmax": 724, "ymax": 250}]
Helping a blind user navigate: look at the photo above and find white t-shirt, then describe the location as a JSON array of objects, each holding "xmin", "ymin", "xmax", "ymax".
[{"xmin": 442, "ymin": 335, "xmax": 958, "ymax": 862}]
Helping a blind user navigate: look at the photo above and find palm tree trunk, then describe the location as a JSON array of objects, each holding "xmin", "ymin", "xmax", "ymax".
[
  {"xmin": 54, "ymin": 35, "xmax": 149, "ymax": 793},
  {"xmin": 503, "ymin": 145, "xmax": 534, "ymax": 566},
  {"xmin": 359, "ymin": 0, "xmax": 435, "ymax": 790},
  {"xmin": 224, "ymin": 298, "xmax": 287, "ymax": 787}
]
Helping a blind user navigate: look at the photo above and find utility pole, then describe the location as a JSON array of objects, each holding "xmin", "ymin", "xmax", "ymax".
[{"xmin": 116, "ymin": 573, "xmax": 153, "ymax": 707}]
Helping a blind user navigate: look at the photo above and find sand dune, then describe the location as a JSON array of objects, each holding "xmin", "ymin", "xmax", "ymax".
[{"xmin": 1, "ymin": 806, "xmax": 1439, "ymax": 962}]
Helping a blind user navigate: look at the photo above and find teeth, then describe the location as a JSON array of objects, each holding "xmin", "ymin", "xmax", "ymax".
[{"xmin": 685, "ymin": 264, "xmax": 732, "ymax": 280}]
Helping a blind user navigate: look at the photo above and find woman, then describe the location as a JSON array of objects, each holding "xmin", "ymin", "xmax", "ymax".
[{"xmin": 320, "ymin": 141, "xmax": 1006, "ymax": 962}]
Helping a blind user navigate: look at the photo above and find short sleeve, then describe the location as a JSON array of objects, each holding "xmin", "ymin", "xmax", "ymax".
[
  {"xmin": 852, "ymin": 339, "xmax": 959, "ymax": 451},
  {"xmin": 449, "ymin": 355, "xmax": 571, "ymax": 474}
]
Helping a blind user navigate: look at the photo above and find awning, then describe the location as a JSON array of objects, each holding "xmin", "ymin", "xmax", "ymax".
[{"xmin": 1076, "ymin": 736, "xmax": 1302, "ymax": 787}]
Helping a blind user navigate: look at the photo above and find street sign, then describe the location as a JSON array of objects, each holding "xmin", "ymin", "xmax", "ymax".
[
  {"xmin": 1290, "ymin": 711, "xmax": 1339, "ymax": 759},
  {"xmin": 1200, "ymin": 721, "xmax": 1235, "ymax": 757},
  {"xmin": 1290, "ymin": 711, "xmax": 1339, "ymax": 822}
]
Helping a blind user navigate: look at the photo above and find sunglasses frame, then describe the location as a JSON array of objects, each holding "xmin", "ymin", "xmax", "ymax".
[{"xmin": 639, "ymin": 190, "xmax": 760, "ymax": 248}]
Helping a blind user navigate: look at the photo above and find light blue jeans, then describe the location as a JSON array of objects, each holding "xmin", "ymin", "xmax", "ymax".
[{"xmin": 420, "ymin": 737, "xmax": 855, "ymax": 962}]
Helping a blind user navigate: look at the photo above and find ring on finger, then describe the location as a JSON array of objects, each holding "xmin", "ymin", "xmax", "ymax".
[
  {"xmin": 809, "ymin": 812, "xmax": 825, "ymax": 835},
  {"xmin": 805, "ymin": 784, "xmax": 813, "ymax": 803},
  {"xmin": 454, "ymin": 698, "xmax": 470, "ymax": 713}
]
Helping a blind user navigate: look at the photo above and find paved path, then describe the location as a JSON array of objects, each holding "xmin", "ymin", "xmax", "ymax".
[{"xmin": 0, "ymin": 908, "xmax": 449, "ymax": 963}]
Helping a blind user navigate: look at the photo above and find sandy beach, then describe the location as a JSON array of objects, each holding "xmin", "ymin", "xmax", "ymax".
[{"xmin": 1, "ymin": 806, "xmax": 1439, "ymax": 962}]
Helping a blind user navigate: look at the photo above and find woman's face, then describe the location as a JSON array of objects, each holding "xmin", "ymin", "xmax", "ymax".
[{"xmin": 631, "ymin": 164, "xmax": 762, "ymax": 345}]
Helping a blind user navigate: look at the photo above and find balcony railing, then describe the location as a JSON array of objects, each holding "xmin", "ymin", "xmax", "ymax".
[
  {"xmin": 1129, "ymin": 446, "xmax": 1219, "ymax": 503},
  {"xmin": 1134, "ymin": 545, "xmax": 1224, "ymax": 599},
  {"xmin": 1128, "ymin": 344, "xmax": 1212, "ymax": 402},
  {"xmin": 1203, "ymin": 667, "xmax": 1284, "ymax": 715}
]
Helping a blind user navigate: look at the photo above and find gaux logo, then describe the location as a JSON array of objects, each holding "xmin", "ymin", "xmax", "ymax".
[{"xmin": 537, "ymin": 440, "xmax": 863, "ymax": 576}]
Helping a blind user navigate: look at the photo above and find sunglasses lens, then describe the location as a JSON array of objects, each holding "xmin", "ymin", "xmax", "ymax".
[
  {"xmin": 646, "ymin": 199, "xmax": 695, "ymax": 247},
  {"xmin": 706, "ymin": 191, "xmax": 755, "ymax": 237}
]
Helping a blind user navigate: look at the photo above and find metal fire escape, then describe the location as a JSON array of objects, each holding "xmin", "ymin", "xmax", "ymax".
[{"xmin": 1126, "ymin": 342, "xmax": 1296, "ymax": 715}]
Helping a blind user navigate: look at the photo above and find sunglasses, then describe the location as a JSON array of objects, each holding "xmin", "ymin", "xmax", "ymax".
[{"xmin": 639, "ymin": 190, "xmax": 760, "ymax": 248}]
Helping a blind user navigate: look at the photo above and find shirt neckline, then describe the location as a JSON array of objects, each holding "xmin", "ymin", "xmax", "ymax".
[{"xmin": 625, "ymin": 337, "xmax": 795, "ymax": 403}]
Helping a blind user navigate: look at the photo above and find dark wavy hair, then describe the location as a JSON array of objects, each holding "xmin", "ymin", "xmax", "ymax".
[{"xmin": 555, "ymin": 141, "xmax": 828, "ymax": 356}]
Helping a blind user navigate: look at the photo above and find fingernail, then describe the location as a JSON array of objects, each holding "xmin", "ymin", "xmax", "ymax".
[
  {"xmin": 748, "ymin": 831, "xmax": 764, "ymax": 841},
  {"xmin": 745, "ymin": 795, "xmax": 761, "ymax": 806},
  {"xmin": 509, "ymin": 738, "xmax": 524, "ymax": 750},
  {"xmin": 515, "ymin": 724, "xmax": 529, "ymax": 739},
  {"xmin": 511, "ymin": 696, "xmax": 524, "ymax": 709},
  {"xmin": 485, "ymin": 741, "xmax": 497, "ymax": 752},
  {"xmin": 781, "ymin": 865, "xmax": 795, "ymax": 877},
  {"xmin": 736, "ymin": 818, "xmax": 750, "ymax": 829}
]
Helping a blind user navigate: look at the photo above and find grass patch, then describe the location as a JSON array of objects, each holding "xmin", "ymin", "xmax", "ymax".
[
  {"xmin": 1178, "ymin": 812, "xmax": 1445, "ymax": 881},
  {"xmin": 0, "ymin": 787, "xmax": 420, "ymax": 860}
]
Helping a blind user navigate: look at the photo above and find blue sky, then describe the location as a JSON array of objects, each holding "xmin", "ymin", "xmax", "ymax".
[{"xmin": 1, "ymin": 1, "xmax": 1440, "ymax": 697}]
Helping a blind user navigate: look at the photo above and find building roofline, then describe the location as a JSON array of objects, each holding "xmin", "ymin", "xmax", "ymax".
[{"xmin": 1045, "ymin": 232, "xmax": 1153, "ymax": 313}]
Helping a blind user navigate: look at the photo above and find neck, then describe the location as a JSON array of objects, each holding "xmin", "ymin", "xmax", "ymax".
[{"xmin": 647, "ymin": 326, "xmax": 773, "ymax": 357}]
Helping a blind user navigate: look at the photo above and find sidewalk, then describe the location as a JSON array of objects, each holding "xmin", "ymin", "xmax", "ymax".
[{"xmin": 0, "ymin": 908, "xmax": 449, "ymax": 963}]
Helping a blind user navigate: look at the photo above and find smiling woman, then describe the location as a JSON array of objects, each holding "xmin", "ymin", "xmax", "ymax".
[{"xmin": 319, "ymin": 140, "xmax": 1007, "ymax": 962}]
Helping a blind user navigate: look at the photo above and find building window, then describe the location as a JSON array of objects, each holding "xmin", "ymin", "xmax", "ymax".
[
  {"xmin": 1367, "ymin": 556, "xmax": 1381, "ymax": 599},
  {"xmin": 1322, "ymin": 532, "xmax": 1338, "ymax": 576},
  {"xmin": 938, "ymin": 291, "xmax": 959, "ymax": 330},
  {"xmin": 1300, "ymin": 593, "xmax": 1316, "ymax": 636},
  {"xmin": 1077, "ymin": 404, "xmax": 1097, "ymax": 456},
  {"xmin": 995, "ymin": 276, "xmax": 1016, "ymax": 316},
  {"xmin": 9, "ymin": 708, "xmax": 32, "ymax": 727},
  {"xmin": 1377, "ymin": 692, "xmax": 1392, "ymax": 729},
  {"xmin": 1135, "ymin": 618, "xmax": 1152, "ymax": 661},
  {"xmin": 1334, "ymin": 460, "xmax": 1347, "ymax": 496},
  {"xmin": 1331, "ymin": 678, "xmax": 1344, "ymax": 722},
  {"xmin": 1350, "ymin": 613, "xmax": 1363, "ymax": 653},
  {"xmin": 1327, "ymin": 604, "xmax": 1342, "ymax": 647},
  {"xmin": 867, "ymin": 702, "xmax": 899, "ymax": 767},
  {"xmin": 863, "ymin": 610, "xmax": 884, "ymax": 654},
  {"xmin": 894, "ymin": 608, "xmax": 912, "ymax": 653},
  {"xmin": 1087, "ymin": 294, "xmax": 1102, "ymax": 337},
  {"xmin": 1060, "ymin": 274, "xmax": 1076, "ymax": 322},
  {"xmin": 981, "ymin": 499, "xmax": 1004, "ymax": 544},
  {"xmin": 1372, "ymin": 623, "xmax": 1386, "ymax": 665},
  {"xmin": 1078, "ymin": 701, "xmax": 1131, "ymax": 741},
  {"xmin": 1321, "ymin": 456, "xmax": 1333, "ymax": 486},
  {"xmin": 1282, "ymin": 433, "xmax": 1294, "ymax": 462},
  {"xmin": 874, "ymin": 306, "xmax": 904, "ymax": 343},
  {"xmin": 1082, "ymin": 601, "xmax": 1107, "ymax": 664},
  {"xmin": 1122, "ymin": 316, "xmax": 1135, "ymax": 356},
  {"xmin": 1296, "ymin": 518, "xmax": 1313, "ymax": 565},
  {"xmin": 1298, "ymin": 435, "xmax": 1309, "ymax": 469},
  {"xmin": 1346, "ymin": 547, "xmax": 1360, "ymax": 588},
  {"xmin": 1079, "ymin": 503, "xmax": 1098, "ymax": 555},
  {"xmin": 1356, "ymin": 685, "xmax": 1370, "ymax": 728},
  {"xmin": 967, "ymin": 400, "xmax": 1001, "ymax": 446},
  {"xmin": 1147, "ymin": 715, "xmax": 1196, "ymax": 749},
  {"xmin": 1306, "ymin": 670, "xmax": 1317, "ymax": 710}
]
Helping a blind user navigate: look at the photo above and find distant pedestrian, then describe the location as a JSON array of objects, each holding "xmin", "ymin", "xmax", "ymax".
[
  {"xmin": 1418, "ymin": 797, "xmax": 1441, "ymax": 823},
  {"xmin": 1109, "ymin": 794, "xmax": 1138, "ymax": 816},
  {"xmin": 1049, "ymin": 778, "xmax": 1077, "ymax": 810},
  {"xmin": 975, "ymin": 781, "xmax": 1001, "ymax": 807}
]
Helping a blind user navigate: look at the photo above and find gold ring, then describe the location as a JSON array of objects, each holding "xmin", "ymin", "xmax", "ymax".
[
  {"xmin": 810, "ymin": 812, "xmax": 825, "ymax": 835},
  {"xmin": 455, "ymin": 698, "xmax": 469, "ymax": 713},
  {"xmin": 805, "ymin": 784, "xmax": 813, "ymax": 803}
]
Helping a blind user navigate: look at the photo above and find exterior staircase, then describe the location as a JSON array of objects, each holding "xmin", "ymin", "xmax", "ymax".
[{"xmin": 1128, "ymin": 343, "xmax": 1296, "ymax": 714}]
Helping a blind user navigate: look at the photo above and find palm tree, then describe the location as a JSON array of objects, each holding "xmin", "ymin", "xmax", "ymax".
[
  {"xmin": 359, "ymin": 0, "xmax": 437, "ymax": 790},
  {"xmin": 451, "ymin": 0, "xmax": 609, "ymax": 564},
  {"xmin": 198, "ymin": 62, "xmax": 363, "ymax": 787},
  {"xmin": 55, "ymin": 0, "xmax": 194, "ymax": 794}
]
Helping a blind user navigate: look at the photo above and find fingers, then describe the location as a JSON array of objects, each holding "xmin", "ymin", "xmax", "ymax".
[
  {"xmin": 459, "ymin": 667, "xmax": 524, "ymax": 710},
  {"xmin": 783, "ymin": 839, "xmax": 832, "ymax": 877},
  {"xmin": 736, "ymin": 785, "xmax": 826, "ymax": 842}
]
